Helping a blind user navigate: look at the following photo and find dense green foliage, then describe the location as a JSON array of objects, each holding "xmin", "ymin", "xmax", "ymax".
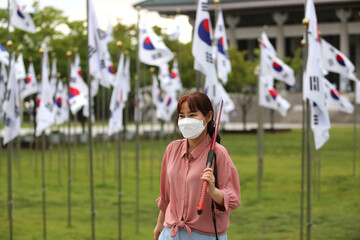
[{"xmin": 0, "ymin": 127, "xmax": 359, "ymax": 239}]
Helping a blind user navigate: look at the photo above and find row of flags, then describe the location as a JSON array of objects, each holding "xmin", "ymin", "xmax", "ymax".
[
  {"xmin": 138, "ymin": 15, "xmax": 183, "ymax": 123},
  {"xmin": 258, "ymin": 31, "xmax": 294, "ymax": 117},
  {"xmin": 2, "ymin": 0, "xmax": 359, "ymax": 148},
  {"xmin": 303, "ymin": 0, "xmax": 359, "ymax": 149}
]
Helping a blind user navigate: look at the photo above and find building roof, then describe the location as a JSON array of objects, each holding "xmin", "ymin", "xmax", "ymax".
[{"xmin": 134, "ymin": 0, "xmax": 360, "ymax": 16}]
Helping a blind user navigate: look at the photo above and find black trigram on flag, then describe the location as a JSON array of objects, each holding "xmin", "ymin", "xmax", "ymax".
[
  {"xmin": 328, "ymin": 59, "xmax": 334, "ymax": 67},
  {"xmin": 310, "ymin": 76, "xmax": 320, "ymax": 91},
  {"xmin": 152, "ymin": 52, "xmax": 163, "ymax": 60},
  {"xmin": 313, "ymin": 114, "xmax": 319, "ymax": 125},
  {"xmin": 265, "ymin": 95, "xmax": 271, "ymax": 103},
  {"xmin": 206, "ymin": 52, "xmax": 213, "ymax": 63},
  {"xmin": 201, "ymin": 2, "xmax": 208, "ymax": 11}
]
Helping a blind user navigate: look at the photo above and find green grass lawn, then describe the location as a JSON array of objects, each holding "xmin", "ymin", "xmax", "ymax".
[{"xmin": 0, "ymin": 127, "xmax": 359, "ymax": 240}]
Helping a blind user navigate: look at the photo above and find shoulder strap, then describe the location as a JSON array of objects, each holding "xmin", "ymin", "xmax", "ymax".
[{"xmin": 211, "ymin": 152, "xmax": 219, "ymax": 240}]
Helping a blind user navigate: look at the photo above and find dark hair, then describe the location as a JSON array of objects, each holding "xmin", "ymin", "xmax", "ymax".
[{"xmin": 177, "ymin": 92, "xmax": 221, "ymax": 143}]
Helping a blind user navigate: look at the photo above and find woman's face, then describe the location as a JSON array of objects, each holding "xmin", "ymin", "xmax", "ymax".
[{"xmin": 178, "ymin": 101, "xmax": 212, "ymax": 126}]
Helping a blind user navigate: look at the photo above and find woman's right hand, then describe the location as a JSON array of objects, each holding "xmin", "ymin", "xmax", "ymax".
[{"xmin": 153, "ymin": 224, "xmax": 164, "ymax": 240}]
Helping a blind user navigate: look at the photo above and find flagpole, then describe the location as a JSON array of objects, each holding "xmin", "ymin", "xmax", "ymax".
[
  {"xmin": 116, "ymin": 40, "xmax": 123, "ymax": 240},
  {"xmin": 6, "ymin": 39, "xmax": 14, "ymax": 240},
  {"xmin": 353, "ymin": 87, "xmax": 357, "ymax": 176},
  {"xmin": 7, "ymin": 0, "xmax": 10, "ymax": 41},
  {"xmin": 300, "ymin": 36, "xmax": 307, "ymax": 240},
  {"xmin": 317, "ymin": 150, "xmax": 321, "ymax": 199},
  {"xmin": 35, "ymin": 74, "xmax": 40, "ymax": 178},
  {"xmin": 101, "ymin": 85, "xmax": 106, "ymax": 184},
  {"xmin": 124, "ymin": 50, "xmax": 129, "ymax": 177},
  {"xmin": 73, "ymin": 48, "xmax": 79, "ymax": 180},
  {"xmin": 57, "ymin": 73, "xmax": 63, "ymax": 186},
  {"xmin": 87, "ymin": 0, "xmax": 96, "ymax": 239},
  {"xmin": 149, "ymin": 68, "xmax": 155, "ymax": 191},
  {"xmin": 257, "ymin": 75, "xmax": 264, "ymax": 198},
  {"xmin": 301, "ymin": 16, "xmax": 313, "ymax": 240},
  {"xmin": 257, "ymin": 39, "xmax": 264, "ymax": 198},
  {"xmin": 38, "ymin": 47, "xmax": 48, "ymax": 240},
  {"xmin": 135, "ymin": 5, "xmax": 141, "ymax": 234},
  {"xmin": 15, "ymin": 47, "xmax": 22, "ymax": 182},
  {"xmin": 66, "ymin": 51, "xmax": 72, "ymax": 228}
]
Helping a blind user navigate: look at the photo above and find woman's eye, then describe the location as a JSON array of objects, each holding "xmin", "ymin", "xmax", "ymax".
[
  {"xmin": 189, "ymin": 114, "xmax": 196, "ymax": 117},
  {"xmin": 179, "ymin": 115, "xmax": 184, "ymax": 118}
]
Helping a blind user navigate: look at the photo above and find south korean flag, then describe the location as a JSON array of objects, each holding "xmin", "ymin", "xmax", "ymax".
[
  {"xmin": 138, "ymin": 23, "xmax": 174, "ymax": 66},
  {"xmin": 3, "ymin": 56, "xmax": 21, "ymax": 145},
  {"xmin": 192, "ymin": 0, "xmax": 217, "ymax": 84},
  {"xmin": 10, "ymin": 0, "xmax": 36, "ymax": 33}
]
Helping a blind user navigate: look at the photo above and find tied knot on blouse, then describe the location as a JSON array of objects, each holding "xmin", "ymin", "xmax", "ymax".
[{"xmin": 171, "ymin": 220, "xmax": 192, "ymax": 238}]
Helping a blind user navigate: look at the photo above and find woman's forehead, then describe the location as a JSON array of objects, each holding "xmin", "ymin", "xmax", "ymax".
[{"xmin": 180, "ymin": 101, "xmax": 199, "ymax": 113}]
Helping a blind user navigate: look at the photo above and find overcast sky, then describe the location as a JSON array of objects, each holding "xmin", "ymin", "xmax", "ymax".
[{"xmin": 0, "ymin": 0, "xmax": 192, "ymax": 42}]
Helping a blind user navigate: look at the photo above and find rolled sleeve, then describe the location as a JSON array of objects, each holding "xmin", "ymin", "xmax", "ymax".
[
  {"xmin": 156, "ymin": 197, "xmax": 168, "ymax": 213},
  {"xmin": 156, "ymin": 143, "xmax": 172, "ymax": 213},
  {"xmin": 214, "ymin": 147, "xmax": 241, "ymax": 214}
]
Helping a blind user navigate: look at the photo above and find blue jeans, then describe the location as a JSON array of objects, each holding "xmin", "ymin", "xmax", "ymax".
[{"xmin": 159, "ymin": 227, "xmax": 228, "ymax": 240}]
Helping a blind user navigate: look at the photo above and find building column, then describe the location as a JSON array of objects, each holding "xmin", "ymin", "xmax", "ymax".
[
  {"xmin": 189, "ymin": 17, "xmax": 195, "ymax": 42},
  {"xmin": 225, "ymin": 16, "xmax": 240, "ymax": 48},
  {"xmin": 336, "ymin": 9, "xmax": 352, "ymax": 91},
  {"xmin": 356, "ymin": 35, "xmax": 360, "ymax": 76},
  {"xmin": 336, "ymin": 9, "xmax": 351, "ymax": 57},
  {"xmin": 272, "ymin": 12, "xmax": 288, "ymax": 58}
]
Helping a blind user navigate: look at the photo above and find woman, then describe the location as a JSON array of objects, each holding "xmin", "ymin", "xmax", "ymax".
[{"xmin": 154, "ymin": 92, "xmax": 241, "ymax": 240}]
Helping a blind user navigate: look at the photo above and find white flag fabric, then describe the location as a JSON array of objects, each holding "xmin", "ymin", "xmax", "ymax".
[
  {"xmin": 123, "ymin": 55, "xmax": 131, "ymax": 102},
  {"xmin": 0, "ymin": 44, "xmax": 9, "ymax": 65},
  {"xmin": 158, "ymin": 60, "xmax": 182, "ymax": 93},
  {"xmin": 10, "ymin": 0, "xmax": 36, "ymax": 33},
  {"xmin": 108, "ymin": 56, "xmax": 128, "ymax": 136},
  {"xmin": 88, "ymin": 0, "xmax": 115, "ymax": 88},
  {"xmin": 170, "ymin": 59, "xmax": 182, "ymax": 91},
  {"xmin": 152, "ymin": 73, "xmax": 162, "ymax": 107},
  {"xmin": 214, "ymin": 10, "xmax": 231, "ymax": 84},
  {"xmin": 21, "ymin": 62, "xmax": 38, "ymax": 99},
  {"xmin": 15, "ymin": 52, "xmax": 26, "ymax": 80},
  {"xmin": 0, "ymin": 63, "xmax": 7, "ymax": 120},
  {"xmin": 156, "ymin": 91, "xmax": 177, "ymax": 122},
  {"xmin": 204, "ymin": 76, "xmax": 235, "ymax": 122},
  {"xmin": 36, "ymin": 45, "xmax": 55, "ymax": 137},
  {"xmin": 260, "ymin": 32, "xmax": 276, "ymax": 56},
  {"xmin": 69, "ymin": 65, "xmax": 88, "ymax": 115},
  {"xmin": 139, "ymin": 23, "xmax": 174, "ymax": 66},
  {"xmin": 192, "ymin": 0, "xmax": 217, "ymax": 84},
  {"xmin": 55, "ymin": 80, "xmax": 69, "ymax": 125},
  {"xmin": 134, "ymin": 89, "xmax": 144, "ymax": 123},
  {"xmin": 304, "ymin": 0, "xmax": 330, "ymax": 149},
  {"xmin": 260, "ymin": 32, "xmax": 295, "ymax": 86},
  {"xmin": 204, "ymin": 75, "xmax": 222, "ymax": 106},
  {"xmin": 3, "ymin": 56, "xmax": 21, "ymax": 145},
  {"xmin": 323, "ymin": 78, "xmax": 353, "ymax": 114},
  {"xmin": 168, "ymin": 23, "xmax": 180, "ymax": 41},
  {"xmin": 49, "ymin": 57, "xmax": 58, "ymax": 97},
  {"xmin": 311, "ymin": 102, "xmax": 330, "ymax": 150},
  {"xmin": 303, "ymin": 0, "xmax": 326, "ymax": 111},
  {"xmin": 321, "ymin": 38, "xmax": 357, "ymax": 81},
  {"xmin": 356, "ymin": 80, "xmax": 360, "ymax": 104},
  {"xmin": 259, "ymin": 76, "xmax": 291, "ymax": 117},
  {"xmin": 103, "ymin": 22, "xmax": 114, "ymax": 44}
]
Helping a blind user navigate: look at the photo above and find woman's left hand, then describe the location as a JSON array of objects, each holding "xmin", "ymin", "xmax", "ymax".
[{"xmin": 200, "ymin": 168, "xmax": 216, "ymax": 196}]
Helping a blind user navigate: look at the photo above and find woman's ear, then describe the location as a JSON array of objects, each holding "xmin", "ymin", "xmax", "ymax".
[{"xmin": 206, "ymin": 111, "xmax": 213, "ymax": 124}]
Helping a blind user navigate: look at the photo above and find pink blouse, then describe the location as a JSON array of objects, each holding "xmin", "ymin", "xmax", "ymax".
[{"xmin": 156, "ymin": 135, "xmax": 241, "ymax": 237}]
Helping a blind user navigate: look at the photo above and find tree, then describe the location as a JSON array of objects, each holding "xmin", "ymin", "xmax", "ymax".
[{"xmin": 226, "ymin": 47, "xmax": 258, "ymax": 130}]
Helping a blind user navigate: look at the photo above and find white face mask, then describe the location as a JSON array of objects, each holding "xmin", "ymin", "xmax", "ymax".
[{"xmin": 178, "ymin": 117, "xmax": 206, "ymax": 139}]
